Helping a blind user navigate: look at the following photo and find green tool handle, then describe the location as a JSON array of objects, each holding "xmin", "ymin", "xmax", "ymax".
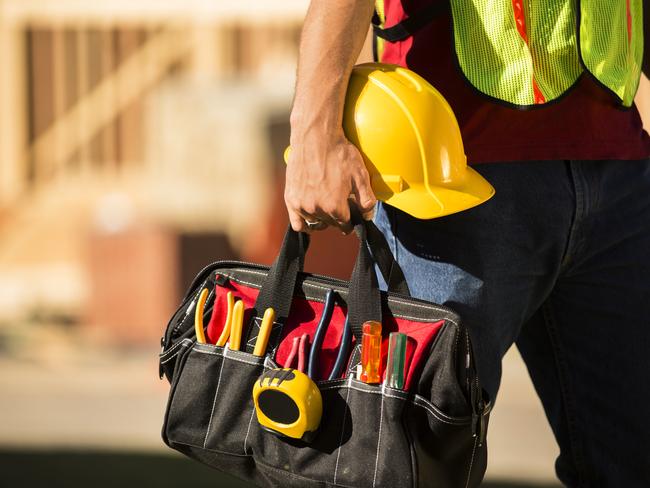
[{"xmin": 386, "ymin": 332, "xmax": 407, "ymax": 389}]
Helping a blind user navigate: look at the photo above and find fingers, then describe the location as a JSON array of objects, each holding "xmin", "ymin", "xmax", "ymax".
[
  {"xmin": 301, "ymin": 214, "xmax": 328, "ymax": 232},
  {"xmin": 351, "ymin": 167, "xmax": 377, "ymax": 218},
  {"xmin": 288, "ymin": 209, "xmax": 309, "ymax": 233},
  {"xmin": 284, "ymin": 137, "xmax": 375, "ymax": 234},
  {"xmin": 287, "ymin": 204, "xmax": 331, "ymax": 234},
  {"xmin": 287, "ymin": 189, "xmax": 352, "ymax": 234},
  {"xmin": 288, "ymin": 205, "xmax": 352, "ymax": 234},
  {"xmin": 350, "ymin": 168, "xmax": 377, "ymax": 223},
  {"xmin": 326, "ymin": 204, "xmax": 353, "ymax": 234}
]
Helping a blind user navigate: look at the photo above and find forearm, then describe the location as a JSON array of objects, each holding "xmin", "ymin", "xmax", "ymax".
[{"xmin": 290, "ymin": 0, "xmax": 374, "ymax": 143}]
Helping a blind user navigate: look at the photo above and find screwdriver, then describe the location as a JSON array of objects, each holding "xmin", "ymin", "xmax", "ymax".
[
  {"xmin": 253, "ymin": 308, "xmax": 276, "ymax": 356},
  {"xmin": 194, "ymin": 288, "xmax": 209, "ymax": 344},
  {"xmin": 229, "ymin": 300, "xmax": 245, "ymax": 351},
  {"xmin": 360, "ymin": 321, "xmax": 382, "ymax": 384},
  {"xmin": 385, "ymin": 332, "xmax": 407, "ymax": 389}
]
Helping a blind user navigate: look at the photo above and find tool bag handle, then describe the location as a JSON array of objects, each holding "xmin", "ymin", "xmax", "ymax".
[{"xmin": 244, "ymin": 210, "xmax": 410, "ymax": 354}]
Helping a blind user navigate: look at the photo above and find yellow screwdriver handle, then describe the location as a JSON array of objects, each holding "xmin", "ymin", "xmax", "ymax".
[
  {"xmin": 253, "ymin": 308, "xmax": 276, "ymax": 357},
  {"xmin": 229, "ymin": 300, "xmax": 245, "ymax": 351},
  {"xmin": 216, "ymin": 291, "xmax": 234, "ymax": 347},
  {"xmin": 194, "ymin": 288, "xmax": 209, "ymax": 344}
]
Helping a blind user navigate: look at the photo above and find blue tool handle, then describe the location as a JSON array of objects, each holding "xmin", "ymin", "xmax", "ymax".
[
  {"xmin": 307, "ymin": 289, "xmax": 336, "ymax": 379},
  {"xmin": 328, "ymin": 314, "xmax": 352, "ymax": 380}
]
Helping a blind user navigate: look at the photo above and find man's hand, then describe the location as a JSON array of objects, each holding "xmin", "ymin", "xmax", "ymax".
[
  {"xmin": 286, "ymin": 0, "xmax": 376, "ymax": 233},
  {"xmin": 285, "ymin": 132, "xmax": 376, "ymax": 234}
]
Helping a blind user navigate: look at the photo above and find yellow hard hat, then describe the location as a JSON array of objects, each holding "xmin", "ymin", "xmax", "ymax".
[{"xmin": 342, "ymin": 63, "xmax": 494, "ymax": 219}]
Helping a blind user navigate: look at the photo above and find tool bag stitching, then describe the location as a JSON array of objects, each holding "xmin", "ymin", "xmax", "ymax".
[
  {"xmin": 411, "ymin": 396, "xmax": 470, "ymax": 424},
  {"xmin": 246, "ymin": 317, "xmax": 282, "ymax": 348},
  {"xmin": 160, "ymin": 338, "xmax": 192, "ymax": 361},
  {"xmin": 371, "ymin": 391, "xmax": 386, "ymax": 488},
  {"xmin": 452, "ymin": 326, "xmax": 460, "ymax": 368},
  {"xmin": 264, "ymin": 355, "xmax": 279, "ymax": 369},
  {"xmin": 194, "ymin": 342, "xmax": 267, "ymax": 362},
  {"xmin": 160, "ymin": 352, "xmax": 183, "ymax": 365},
  {"xmin": 160, "ymin": 340, "xmax": 192, "ymax": 363},
  {"xmin": 245, "ymin": 317, "xmax": 263, "ymax": 347},
  {"xmin": 203, "ymin": 349, "xmax": 228, "ymax": 449},
  {"xmin": 320, "ymin": 381, "xmax": 408, "ymax": 398},
  {"xmin": 242, "ymin": 405, "xmax": 257, "ymax": 455},
  {"xmin": 333, "ymin": 376, "xmax": 354, "ymax": 485},
  {"xmin": 220, "ymin": 273, "xmax": 336, "ymax": 303},
  {"xmin": 220, "ymin": 272, "xmax": 459, "ymax": 325},
  {"xmin": 464, "ymin": 435, "xmax": 479, "ymax": 488},
  {"xmin": 224, "ymin": 347, "xmax": 266, "ymax": 364},
  {"xmin": 192, "ymin": 347, "xmax": 264, "ymax": 367},
  {"xmin": 167, "ymin": 439, "xmax": 253, "ymax": 458},
  {"xmin": 313, "ymin": 377, "xmax": 348, "ymax": 386},
  {"xmin": 162, "ymin": 338, "xmax": 190, "ymax": 357},
  {"xmin": 318, "ymin": 382, "xmax": 468, "ymax": 425},
  {"xmin": 244, "ymin": 361, "xmax": 275, "ymax": 455}
]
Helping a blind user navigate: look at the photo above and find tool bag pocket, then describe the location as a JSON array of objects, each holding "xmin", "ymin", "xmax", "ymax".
[
  {"xmin": 160, "ymin": 218, "xmax": 490, "ymax": 488},
  {"xmin": 249, "ymin": 379, "xmax": 414, "ymax": 487},
  {"xmin": 164, "ymin": 343, "xmax": 272, "ymax": 456}
]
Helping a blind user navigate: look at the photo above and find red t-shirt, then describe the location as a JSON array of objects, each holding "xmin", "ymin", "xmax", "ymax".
[{"xmin": 378, "ymin": 1, "xmax": 650, "ymax": 164}]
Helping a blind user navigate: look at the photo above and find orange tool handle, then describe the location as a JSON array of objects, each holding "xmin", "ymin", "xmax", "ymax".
[{"xmin": 360, "ymin": 321, "xmax": 382, "ymax": 384}]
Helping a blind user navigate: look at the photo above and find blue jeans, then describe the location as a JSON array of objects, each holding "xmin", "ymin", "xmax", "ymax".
[{"xmin": 374, "ymin": 159, "xmax": 650, "ymax": 487}]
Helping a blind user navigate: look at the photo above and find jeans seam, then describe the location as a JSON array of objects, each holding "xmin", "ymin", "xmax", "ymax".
[
  {"xmin": 388, "ymin": 205, "xmax": 399, "ymax": 265},
  {"xmin": 541, "ymin": 300, "xmax": 589, "ymax": 487},
  {"xmin": 562, "ymin": 161, "xmax": 585, "ymax": 271}
]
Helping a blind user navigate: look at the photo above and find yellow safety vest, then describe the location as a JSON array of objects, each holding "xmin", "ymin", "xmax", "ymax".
[{"xmin": 373, "ymin": 0, "xmax": 644, "ymax": 107}]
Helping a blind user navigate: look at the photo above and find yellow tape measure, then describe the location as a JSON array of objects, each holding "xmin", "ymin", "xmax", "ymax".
[{"xmin": 252, "ymin": 368, "xmax": 322, "ymax": 441}]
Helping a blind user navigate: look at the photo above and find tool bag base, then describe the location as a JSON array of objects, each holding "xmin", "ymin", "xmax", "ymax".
[{"xmin": 159, "ymin": 222, "xmax": 491, "ymax": 488}]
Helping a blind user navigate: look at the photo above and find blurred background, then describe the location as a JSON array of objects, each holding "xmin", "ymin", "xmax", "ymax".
[{"xmin": 0, "ymin": 1, "xmax": 648, "ymax": 486}]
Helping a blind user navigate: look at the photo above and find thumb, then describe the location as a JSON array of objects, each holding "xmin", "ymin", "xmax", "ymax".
[{"xmin": 352, "ymin": 168, "xmax": 377, "ymax": 215}]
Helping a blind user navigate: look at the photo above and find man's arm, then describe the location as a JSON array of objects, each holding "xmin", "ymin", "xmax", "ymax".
[{"xmin": 285, "ymin": 0, "xmax": 376, "ymax": 233}]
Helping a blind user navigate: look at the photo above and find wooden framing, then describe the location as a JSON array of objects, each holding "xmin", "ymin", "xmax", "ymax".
[{"xmin": 0, "ymin": 6, "xmax": 27, "ymax": 206}]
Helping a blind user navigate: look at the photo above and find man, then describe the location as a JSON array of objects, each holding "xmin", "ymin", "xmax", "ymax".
[{"xmin": 285, "ymin": 1, "xmax": 650, "ymax": 486}]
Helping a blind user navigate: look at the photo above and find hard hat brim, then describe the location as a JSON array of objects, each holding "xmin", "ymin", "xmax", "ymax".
[{"xmin": 379, "ymin": 166, "xmax": 495, "ymax": 220}]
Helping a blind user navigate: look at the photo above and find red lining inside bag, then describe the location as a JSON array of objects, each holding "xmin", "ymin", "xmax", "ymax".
[{"xmin": 205, "ymin": 278, "xmax": 444, "ymax": 391}]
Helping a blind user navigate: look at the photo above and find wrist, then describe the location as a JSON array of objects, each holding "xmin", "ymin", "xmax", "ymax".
[
  {"xmin": 289, "ymin": 116, "xmax": 345, "ymax": 148},
  {"xmin": 290, "ymin": 91, "xmax": 346, "ymax": 145}
]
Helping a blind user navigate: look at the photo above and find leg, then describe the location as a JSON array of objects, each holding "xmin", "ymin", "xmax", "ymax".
[
  {"xmin": 374, "ymin": 160, "xmax": 574, "ymax": 401},
  {"xmin": 517, "ymin": 159, "xmax": 650, "ymax": 487}
]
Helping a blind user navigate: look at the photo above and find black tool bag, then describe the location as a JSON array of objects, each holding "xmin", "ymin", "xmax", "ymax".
[{"xmin": 159, "ymin": 219, "xmax": 491, "ymax": 488}]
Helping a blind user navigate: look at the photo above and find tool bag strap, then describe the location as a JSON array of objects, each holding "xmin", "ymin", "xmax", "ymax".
[
  {"xmin": 347, "ymin": 216, "xmax": 382, "ymax": 343},
  {"xmin": 245, "ymin": 213, "xmax": 409, "ymax": 354},
  {"xmin": 363, "ymin": 215, "xmax": 410, "ymax": 295},
  {"xmin": 372, "ymin": 2, "xmax": 448, "ymax": 43},
  {"xmin": 250, "ymin": 228, "xmax": 310, "ymax": 327}
]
